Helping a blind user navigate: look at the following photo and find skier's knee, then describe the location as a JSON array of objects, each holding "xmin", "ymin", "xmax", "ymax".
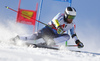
[{"xmin": 66, "ymin": 34, "xmax": 70, "ymax": 41}]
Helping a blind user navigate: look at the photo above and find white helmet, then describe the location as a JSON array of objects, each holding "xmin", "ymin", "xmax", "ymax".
[{"xmin": 64, "ymin": 7, "xmax": 76, "ymax": 20}]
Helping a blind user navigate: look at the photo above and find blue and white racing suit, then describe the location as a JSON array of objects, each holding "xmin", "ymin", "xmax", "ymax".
[
  {"xmin": 47, "ymin": 13, "xmax": 79, "ymax": 45},
  {"xmin": 19, "ymin": 13, "xmax": 79, "ymax": 46}
]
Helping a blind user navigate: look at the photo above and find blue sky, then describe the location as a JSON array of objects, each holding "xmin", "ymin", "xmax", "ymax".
[
  {"xmin": 0, "ymin": 0, "xmax": 100, "ymax": 52},
  {"xmin": 0, "ymin": 0, "xmax": 100, "ymax": 29}
]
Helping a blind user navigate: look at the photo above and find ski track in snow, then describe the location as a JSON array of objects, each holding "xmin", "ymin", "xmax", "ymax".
[{"xmin": 0, "ymin": 41, "xmax": 100, "ymax": 61}]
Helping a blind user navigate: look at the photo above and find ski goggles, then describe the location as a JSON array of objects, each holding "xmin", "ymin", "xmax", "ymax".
[{"xmin": 67, "ymin": 15, "xmax": 75, "ymax": 19}]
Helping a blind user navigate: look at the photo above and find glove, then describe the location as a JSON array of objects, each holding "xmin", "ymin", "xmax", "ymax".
[
  {"xmin": 75, "ymin": 40, "xmax": 84, "ymax": 48},
  {"xmin": 57, "ymin": 26, "xmax": 64, "ymax": 34}
]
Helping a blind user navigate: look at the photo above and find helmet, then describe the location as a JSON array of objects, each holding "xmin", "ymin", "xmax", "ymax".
[{"xmin": 64, "ymin": 7, "xmax": 76, "ymax": 20}]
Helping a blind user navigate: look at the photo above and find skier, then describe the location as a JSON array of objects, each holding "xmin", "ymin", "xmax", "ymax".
[{"xmin": 13, "ymin": 7, "xmax": 84, "ymax": 48}]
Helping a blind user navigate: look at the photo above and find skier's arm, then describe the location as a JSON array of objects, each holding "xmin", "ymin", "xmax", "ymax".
[
  {"xmin": 52, "ymin": 19, "xmax": 64, "ymax": 34},
  {"xmin": 52, "ymin": 13, "xmax": 60, "ymax": 28},
  {"xmin": 70, "ymin": 25, "xmax": 84, "ymax": 48},
  {"xmin": 70, "ymin": 24, "xmax": 78, "ymax": 40},
  {"xmin": 52, "ymin": 13, "xmax": 64, "ymax": 34}
]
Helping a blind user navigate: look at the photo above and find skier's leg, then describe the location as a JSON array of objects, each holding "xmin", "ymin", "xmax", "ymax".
[
  {"xmin": 54, "ymin": 34, "xmax": 70, "ymax": 45},
  {"xmin": 41, "ymin": 26, "xmax": 56, "ymax": 47},
  {"xmin": 12, "ymin": 30, "xmax": 42, "ymax": 41},
  {"xmin": 19, "ymin": 32, "xmax": 42, "ymax": 40},
  {"xmin": 41, "ymin": 26, "xmax": 70, "ymax": 47}
]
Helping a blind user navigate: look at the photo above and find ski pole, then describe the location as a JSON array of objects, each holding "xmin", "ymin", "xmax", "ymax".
[
  {"xmin": 5, "ymin": 6, "xmax": 55, "ymax": 29},
  {"xmin": 5, "ymin": 6, "xmax": 17, "ymax": 12},
  {"xmin": 66, "ymin": 45, "xmax": 78, "ymax": 47},
  {"xmin": 5, "ymin": 6, "xmax": 47, "ymax": 25},
  {"xmin": 5, "ymin": 6, "xmax": 56, "ymax": 30},
  {"xmin": 66, "ymin": 41, "xmax": 78, "ymax": 47}
]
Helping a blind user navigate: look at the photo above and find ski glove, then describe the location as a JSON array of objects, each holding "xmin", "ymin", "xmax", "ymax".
[
  {"xmin": 75, "ymin": 40, "xmax": 84, "ymax": 48},
  {"xmin": 57, "ymin": 26, "xmax": 64, "ymax": 34}
]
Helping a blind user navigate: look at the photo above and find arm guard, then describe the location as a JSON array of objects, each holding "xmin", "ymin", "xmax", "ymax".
[
  {"xmin": 70, "ymin": 24, "xmax": 78, "ymax": 41},
  {"xmin": 53, "ymin": 19, "xmax": 60, "ymax": 28}
]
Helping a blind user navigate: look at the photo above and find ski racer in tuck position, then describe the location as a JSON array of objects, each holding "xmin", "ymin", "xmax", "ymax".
[{"xmin": 13, "ymin": 7, "xmax": 84, "ymax": 48}]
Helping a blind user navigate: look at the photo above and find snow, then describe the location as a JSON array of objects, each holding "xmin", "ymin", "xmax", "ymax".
[
  {"xmin": 0, "ymin": 41, "xmax": 100, "ymax": 61},
  {"xmin": 0, "ymin": 20, "xmax": 100, "ymax": 61}
]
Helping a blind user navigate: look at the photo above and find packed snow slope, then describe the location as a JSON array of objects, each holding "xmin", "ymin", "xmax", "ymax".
[
  {"xmin": 0, "ymin": 19, "xmax": 100, "ymax": 61},
  {"xmin": 0, "ymin": 41, "xmax": 100, "ymax": 61}
]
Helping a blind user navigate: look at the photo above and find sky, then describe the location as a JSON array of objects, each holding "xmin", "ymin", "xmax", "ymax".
[{"xmin": 0, "ymin": 0, "xmax": 100, "ymax": 52}]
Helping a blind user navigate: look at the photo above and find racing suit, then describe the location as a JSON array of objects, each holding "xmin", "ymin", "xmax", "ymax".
[{"xmin": 19, "ymin": 13, "xmax": 79, "ymax": 46}]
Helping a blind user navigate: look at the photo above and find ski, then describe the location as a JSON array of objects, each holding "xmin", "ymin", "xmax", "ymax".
[
  {"xmin": 29, "ymin": 44, "xmax": 59, "ymax": 50},
  {"xmin": 70, "ymin": 50, "xmax": 100, "ymax": 55},
  {"xmin": 30, "ymin": 44, "xmax": 100, "ymax": 55}
]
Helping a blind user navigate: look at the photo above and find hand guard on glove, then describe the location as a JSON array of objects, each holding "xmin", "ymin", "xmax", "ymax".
[
  {"xmin": 57, "ymin": 26, "xmax": 64, "ymax": 34},
  {"xmin": 75, "ymin": 40, "xmax": 84, "ymax": 48}
]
